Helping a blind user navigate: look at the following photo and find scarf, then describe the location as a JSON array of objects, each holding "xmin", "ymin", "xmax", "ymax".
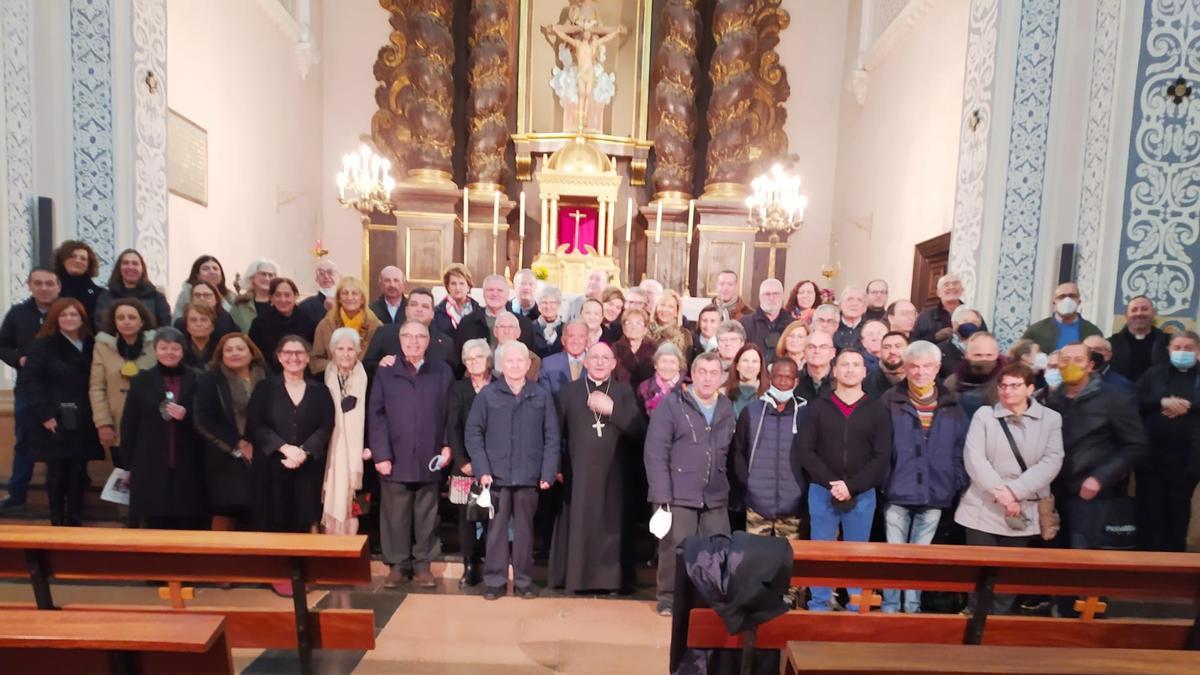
[
  {"xmin": 698, "ymin": 334, "xmax": 718, "ymax": 353},
  {"xmin": 717, "ymin": 298, "xmax": 739, "ymax": 321},
  {"xmin": 116, "ymin": 334, "xmax": 146, "ymax": 362},
  {"xmin": 322, "ymin": 362, "xmax": 367, "ymax": 534},
  {"xmin": 340, "ymin": 308, "xmax": 367, "ymax": 341},
  {"xmin": 908, "ymin": 381, "xmax": 938, "ymax": 433},
  {"xmin": 444, "ymin": 298, "xmax": 473, "ymax": 329},
  {"xmin": 220, "ymin": 364, "xmax": 264, "ymax": 436}
]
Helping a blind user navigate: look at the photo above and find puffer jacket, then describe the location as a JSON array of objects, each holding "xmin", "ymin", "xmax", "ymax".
[
  {"xmin": 880, "ymin": 382, "xmax": 970, "ymax": 508},
  {"xmin": 644, "ymin": 384, "xmax": 736, "ymax": 509},
  {"xmin": 1043, "ymin": 374, "xmax": 1147, "ymax": 497},
  {"xmin": 732, "ymin": 395, "xmax": 808, "ymax": 519},
  {"xmin": 464, "ymin": 378, "xmax": 560, "ymax": 487}
]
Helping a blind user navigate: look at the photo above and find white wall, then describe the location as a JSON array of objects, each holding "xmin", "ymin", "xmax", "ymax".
[
  {"xmin": 778, "ymin": 0, "xmax": 850, "ymax": 288},
  {"xmin": 166, "ymin": 0, "xmax": 326, "ymax": 295},
  {"xmin": 825, "ymin": 0, "xmax": 970, "ymax": 298}
]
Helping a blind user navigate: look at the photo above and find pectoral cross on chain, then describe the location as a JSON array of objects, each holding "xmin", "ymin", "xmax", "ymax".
[{"xmin": 592, "ymin": 419, "xmax": 605, "ymax": 438}]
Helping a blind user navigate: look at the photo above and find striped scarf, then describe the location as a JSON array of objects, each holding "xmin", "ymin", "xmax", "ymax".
[{"xmin": 908, "ymin": 381, "xmax": 938, "ymax": 434}]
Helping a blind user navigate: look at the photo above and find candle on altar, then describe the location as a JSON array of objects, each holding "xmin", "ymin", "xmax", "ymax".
[
  {"xmin": 625, "ymin": 197, "xmax": 633, "ymax": 241},
  {"xmin": 654, "ymin": 201, "xmax": 663, "ymax": 244},
  {"xmin": 492, "ymin": 191, "xmax": 500, "ymax": 236},
  {"xmin": 519, "ymin": 191, "xmax": 526, "ymax": 238},
  {"xmin": 686, "ymin": 199, "xmax": 695, "ymax": 244},
  {"xmin": 462, "ymin": 187, "xmax": 469, "ymax": 235}
]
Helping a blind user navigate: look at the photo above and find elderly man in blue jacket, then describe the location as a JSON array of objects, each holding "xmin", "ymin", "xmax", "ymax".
[
  {"xmin": 369, "ymin": 320, "xmax": 455, "ymax": 590},
  {"xmin": 466, "ymin": 340, "xmax": 561, "ymax": 600},
  {"xmin": 879, "ymin": 339, "xmax": 969, "ymax": 613},
  {"xmin": 644, "ymin": 351, "xmax": 736, "ymax": 617}
]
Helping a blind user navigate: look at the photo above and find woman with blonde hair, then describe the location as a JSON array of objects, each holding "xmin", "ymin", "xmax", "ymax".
[
  {"xmin": 322, "ymin": 327, "xmax": 369, "ymax": 535},
  {"xmin": 311, "ymin": 277, "xmax": 382, "ymax": 374},
  {"xmin": 650, "ymin": 289, "xmax": 694, "ymax": 356},
  {"xmin": 229, "ymin": 258, "xmax": 279, "ymax": 332},
  {"xmin": 433, "ymin": 263, "xmax": 477, "ymax": 334},
  {"xmin": 776, "ymin": 320, "xmax": 810, "ymax": 369}
]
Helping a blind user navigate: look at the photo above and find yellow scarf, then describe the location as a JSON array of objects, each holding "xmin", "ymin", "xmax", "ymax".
[{"xmin": 340, "ymin": 308, "xmax": 366, "ymax": 340}]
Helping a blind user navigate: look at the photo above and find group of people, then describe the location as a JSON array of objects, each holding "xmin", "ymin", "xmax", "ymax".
[{"xmin": 1, "ymin": 241, "xmax": 1193, "ymax": 616}]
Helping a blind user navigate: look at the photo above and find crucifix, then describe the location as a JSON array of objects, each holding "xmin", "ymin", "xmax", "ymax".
[
  {"xmin": 569, "ymin": 209, "xmax": 587, "ymax": 253},
  {"xmin": 591, "ymin": 418, "xmax": 606, "ymax": 438}
]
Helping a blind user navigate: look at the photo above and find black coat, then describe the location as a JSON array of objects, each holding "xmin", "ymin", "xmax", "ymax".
[
  {"xmin": 58, "ymin": 273, "xmax": 104, "ymax": 325},
  {"xmin": 454, "ymin": 308, "xmax": 538, "ymax": 354},
  {"xmin": 363, "ymin": 322, "xmax": 462, "ymax": 378},
  {"xmin": 432, "ymin": 298, "xmax": 478, "ymax": 336},
  {"xmin": 1134, "ymin": 363, "xmax": 1200, "ymax": 473},
  {"xmin": 446, "ymin": 378, "xmax": 484, "ymax": 475},
  {"xmin": 120, "ymin": 365, "xmax": 206, "ymax": 518},
  {"xmin": 369, "ymin": 295, "xmax": 406, "ymax": 325},
  {"xmin": 95, "ymin": 283, "xmax": 172, "ymax": 330},
  {"xmin": 193, "ymin": 368, "xmax": 256, "ymax": 511},
  {"xmin": 298, "ymin": 293, "xmax": 330, "ymax": 325},
  {"xmin": 248, "ymin": 307, "xmax": 318, "ymax": 372},
  {"xmin": 25, "ymin": 333, "xmax": 102, "ymax": 462},
  {"xmin": 1108, "ymin": 325, "xmax": 1170, "ymax": 382},
  {"xmin": 1044, "ymin": 375, "xmax": 1147, "ymax": 498},
  {"xmin": 0, "ymin": 298, "xmax": 49, "ymax": 392},
  {"xmin": 368, "ymin": 358, "xmax": 454, "ymax": 483},
  {"xmin": 793, "ymin": 392, "xmax": 891, "ymax": 496},
  {"xmin": 247, "ymin": 376, "xmax": 335, "ymax": 530},
  {"xmin": 912, "ymin": 303, "xmax": 952, "ymax": 343}
]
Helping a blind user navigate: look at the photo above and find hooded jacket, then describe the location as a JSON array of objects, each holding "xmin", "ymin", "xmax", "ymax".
[{"xmin": 732, "ymin": 394, "xmax": 808, "ymax": 519}]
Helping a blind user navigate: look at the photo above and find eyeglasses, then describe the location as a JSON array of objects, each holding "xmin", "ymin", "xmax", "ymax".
[
  {"xmin": 623, "ymin": 320, "xmax": 646, "ymax": 327},
  {"xmin": 400, "ymin": 334, "xmax": 429, "ymax": 341},
  {"xmin": 997, "ymin": 382, "xmax": 1028, "ymax": 391},
  {"xmin": 279, "ymin": 350, "xmax": 307, "ymax": 358}
]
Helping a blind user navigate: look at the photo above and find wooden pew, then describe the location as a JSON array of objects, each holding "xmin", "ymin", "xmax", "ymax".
[
  {"xmin": 780, "ymin": 641, "xmax": 1200, "ymax": 675},
  {"xmin": 0, "ymin": 525, "xmax": 374, "ymax": 675},
  {"xmin": 0, "ymin": 608, "xmax": 233, "ymax": 675},
  {"xmin": 670, "ymin": 541, "xmax": 1200, "ymax": 672}
]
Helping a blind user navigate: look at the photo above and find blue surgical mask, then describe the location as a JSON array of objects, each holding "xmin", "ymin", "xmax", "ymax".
[
  {"xmin": 957, "ymin": 322, "xmax": 980, "ymax": 339},
  {"xmin": 1043, "ymin": 368, "xmax": 1062, "ymax": 389},
  {"xmin": 1170, "ymin": 351, "xmax": 1196, "ymax": 370},
  {"xmin": 766, "ymin": 386, "xmax": 792, "ymax": 403}
]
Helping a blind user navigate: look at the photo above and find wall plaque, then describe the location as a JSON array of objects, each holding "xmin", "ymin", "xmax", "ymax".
[{"xmin": 167, "ymin": 109, "xmax": 208, "ymax": 206}]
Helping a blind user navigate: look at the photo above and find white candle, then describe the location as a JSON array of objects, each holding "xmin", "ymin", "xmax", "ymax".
[
  {"xmin": 519, "ymin": 191, "xmax": 526, "ymax": 238},
  {"xmin": 463, "ymin": 187, "xmax": 469, "ymax": 235},
  {"xmin": 686, "ymin": 199, "xmax": 695, "ymax": 244},
  {"xmin": 625, "ymin": 197, "xmax": 633, "ymax": 242},
  {"xmin": 492, "ymin": 191, "xmax": 500, "ymax": 236}
]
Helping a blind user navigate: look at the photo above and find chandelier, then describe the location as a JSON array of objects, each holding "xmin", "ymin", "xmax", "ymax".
[
  {"xmin": 336, "ymin": 145, "xmax": 396, "ymax": 213},
  {"xmin": 745, "ymin": 163, "xmax": 807, "ymax": 235}
]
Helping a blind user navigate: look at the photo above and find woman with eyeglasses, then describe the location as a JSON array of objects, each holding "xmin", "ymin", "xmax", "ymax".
[
  {"xmin": 445, "ymin": 339, "xmax": 493, "ymax": 588},
  {"xmin": 173, "ymin": 280, "xmax": 239, "ymax": 341},
  {"xmin": 612, "ymin": 308, "xmax": 657, "ymax": 392}
]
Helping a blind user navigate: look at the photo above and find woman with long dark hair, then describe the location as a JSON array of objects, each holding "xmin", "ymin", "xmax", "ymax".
[
  {"xmin": 784, "ymin": 280, "xmax": 822, "ymax": 324},
  {"xmin": 25, "ymin": 298, "xmax": 101, "ymax": 525},
  {"xmin": 89, "ymin": 298, "xmax": 157, "ymax": 468},
  {"xmin": 194, "ymin": 332, "xmax": 268, "ymax": 531},
  {"xmin": 724, "ymin": 344, "xmax": 769, "ymax": 419},
  {"xmin": 120, "ymin": 328, "xmax": 207, "ymax": 529},
  {"xmin": 94, "ymin": 249, "xmax": 171, "ymax": 329},
  {"xmin": 173, "ymin": 255, "xmax": 234, "ymax": 320},
  {"xmin": 52, "ymin": 240, "xmax": 105, "ymax": 322}
]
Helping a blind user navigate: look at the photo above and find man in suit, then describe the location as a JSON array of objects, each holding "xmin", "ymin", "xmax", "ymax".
[
  {"xmin": 456, "ymin": 274, "xmax": 537, "ymax": 353},
  {"xmin": 369, "ymin": 266, "xmax": 406, "ymax": 324},
  {"xmin": 539, "ymin": 321, "xmax": 589, "ymax": 395}
]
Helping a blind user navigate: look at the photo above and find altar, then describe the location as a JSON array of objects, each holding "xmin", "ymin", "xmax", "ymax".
[{"xmin": 353, "ymin": 0, "xmax": 794, "ymax": 300}]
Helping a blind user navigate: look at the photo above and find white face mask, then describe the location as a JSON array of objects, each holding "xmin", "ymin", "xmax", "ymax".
[
  {"xmin": 1032, "ymin": 352, "xmax": 1049, "ymax": 372},
  {"xmin": 649, "ymin": 506, "xmax": 673, "ymax": 540},
  {"xmin": 1055, "ymin": 297, "xmax": 1079, "ymax": 316},
  {"xmin": 475, "ymin": 486, "xmax": 492, "ymax": 510}
]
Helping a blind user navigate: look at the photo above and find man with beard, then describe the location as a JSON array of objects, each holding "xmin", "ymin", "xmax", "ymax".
[
  {"xmin": 741, "ymin": 279, "xmax": 790, "ymax": 363},
  {"xmin": 945, "ymin": 331, "xmax": 1004, "ymax": 419},
  {"xmin": 549, "ymin": 341, "xmax": 643, "ymax": 593},
  {"xmin": 712, "ymin": 269, "xmax": 753, "ymax": 322},
  {"xmin": 1108, "ymin": 295, "xmax": 1169, "ymax": 382},
  {"xmin": 866, "ymin": 331, "xmax": 909, "ymax": 399}
]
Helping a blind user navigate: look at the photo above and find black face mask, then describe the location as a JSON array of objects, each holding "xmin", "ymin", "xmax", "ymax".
[
  {"xmin": 1089, "ymin": 351, "xmax": 1106, "ymax": 370},
  {"xmin": 341, "ymin": 395, "xmax": 358, "ymax": 413},
  {"xmin": 968, "ymin": 359, "xmax": 997, "ymax": 376}
]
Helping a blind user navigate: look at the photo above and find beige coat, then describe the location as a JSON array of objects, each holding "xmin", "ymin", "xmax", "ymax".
[
  {"xmin": 954, "ymin": 400, "xmax": 1064, "ymax": 537},
  {"xmin": 89, "ymin": 332, "xmax": 158, "ymax": 445},
  {"xmin": 310, "ymin": 309, "xmax": 383, "ymax": 375}
]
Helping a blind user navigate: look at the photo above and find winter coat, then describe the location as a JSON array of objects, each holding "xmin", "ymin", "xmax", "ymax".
[
  {"xmin": 369, "ymin": 295, "xmax": 406, "ymax": 324},
  {"xmin": 58, "ymin": 273, "xmax": 104, "ymax": 325},
  {"xmin": 120, "ymin": 365, "xmax": 206, "ymax": 519},
  {"xmin": 228, "ymin": 295, "xmax": 263, "ymax": 333},
  {"xmin": 880, "ymin": 382, "xmax": 970, "ymax": 508},
  {"xmin": 94, "ymin": 283, "xmax": 171, "ymax": 330},
  {"xmin": 247, "ymin": 306, "xmax": 318, "ymax": 372},
  {"xmin": 88, "ymin": 332, "xmax": 158, "ymax": 446},
  {"xmin": 732, "ymin": 396, "xmax": 808, "ymax": 519},
  {"xmin": 362, "ymin": 322, "xmax": 461, "ymax": 378},
  {"xmin": 644, "ymin": 385, "xmax": 736, "ymax": 509},
  {"xmin": 454, "ymin": 308, "xmax": 539, "ymax": 355},
  {"xmin": 192, "ymin": 366, "xmax": 264, "ymax": 512},
  {"xmin": 682, "ymin": 532, "xmax": 792, "ymax": 635},
  {"xmin": 1108, "ymin": 325, "xmax": 1169, "ymax": 382},
  {"xmin": 741, "ymin": 309, "xmax": 791, "ymax": 360},
  {"xmin": 1020, "ymin": 316, "xmax": 1104, "ymax": 355},
  {"xmin": 1134, "ymin": 363, "xmax": 1200, "ymax": 473},
  {"xmin": 367, "ymin": 357, "xmax": 454, "ymax": 483},
  {"xmin": 464, "ymin": 378, "xmax": 560, "ymax": 487},
  {"xmin": 0, "ymin": 298, "xmax": 49, "ymax": 392},
  {"xmin": 446, "ymin": 377, "xmax": 487, "ymax": 475},
  {"xmin": 1043, "ymin": 375, "xmax": 1147, "ymax": 498},
  {"xmin": 309, "ymin": 308, "xmax": 383, "ymax": 375},
  {"xmin": 954, "ymin": 400, "xmax": 1064, "ymax": 537},
  {"xmin": 25, "ymin": 333, "xmax": 103, "ymax": 462},
  {"xmin": 793, "ymin": 392, "xmax": 891, "ymax": 496}
]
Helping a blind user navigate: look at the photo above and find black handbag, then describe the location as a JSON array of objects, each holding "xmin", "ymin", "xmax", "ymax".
[{"xmin": 1096, "ymin": 496, "xmax": 1138, "ymax": 551}]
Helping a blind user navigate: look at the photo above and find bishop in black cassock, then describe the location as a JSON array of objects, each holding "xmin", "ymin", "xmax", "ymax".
[{"xmin": 549, "ymin": 341, "xmax": 643, "ymax": 593}]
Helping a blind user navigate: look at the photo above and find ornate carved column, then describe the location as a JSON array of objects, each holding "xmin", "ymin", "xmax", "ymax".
[
  {"xmin": 404, "ymin": 0, "xmax": 455, "ymax": 184},
  {"xmin": 370, "ymin": 0, "xmax": 411, "ymax": 176},
  {"xmin": 466, "ymin": 0, "xmax": 510, "ymax": 191},
  {"xmin": 747, "ymin": 0, "xmax": 790, "ymax": 177},
  {"xmin": 650, "ymin": 0, "xmax": 700, "ymax": 203},
  {"xmin": 703, "ymin": 0, "xmax": 758, "ymax": 199}
]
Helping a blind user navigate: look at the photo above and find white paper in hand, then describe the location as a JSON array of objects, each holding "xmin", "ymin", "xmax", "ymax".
[
  {"xmin": 649, "ymin": 506, "xmax": 673, "ymax": 540},
  {"xmin": 100, "ymin": 468, "xmax": 131, "ymax": 505}
]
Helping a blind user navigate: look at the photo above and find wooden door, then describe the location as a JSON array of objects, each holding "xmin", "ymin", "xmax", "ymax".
[{"xmin": 911, "ymin": 232, "xmax": 951, "ymax": 310}]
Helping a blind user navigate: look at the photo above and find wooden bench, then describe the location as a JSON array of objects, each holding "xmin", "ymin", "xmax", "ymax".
[
  {"xmin": 0, "ymin": 525, "xmax": 374, "ymax": 675},
  {"xmin": 780, "ymin": 641, "xmax": 1200, "ymax": 674},
  {"xmin": 670, "ymin": 541, "xmax": 1200, "ymax": 672},
  {"xmin": 0, "ymin": 608, "xmax": 233, "ymax": 675}
]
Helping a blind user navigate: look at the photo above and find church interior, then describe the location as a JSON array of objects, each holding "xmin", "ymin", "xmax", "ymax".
[{"xmin": 2, "ymin": 0, "xmax": 1200, "ymax": 673}]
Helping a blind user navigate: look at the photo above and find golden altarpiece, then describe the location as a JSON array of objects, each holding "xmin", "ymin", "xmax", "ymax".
[{"xmin": 360, "ymin": 0, "xmax": 791, "ymax": 298}]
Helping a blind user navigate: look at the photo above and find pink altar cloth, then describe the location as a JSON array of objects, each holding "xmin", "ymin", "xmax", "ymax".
[{"xmin": 558, "ymin": 205, "xmax": 599, "ymax": 254}]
